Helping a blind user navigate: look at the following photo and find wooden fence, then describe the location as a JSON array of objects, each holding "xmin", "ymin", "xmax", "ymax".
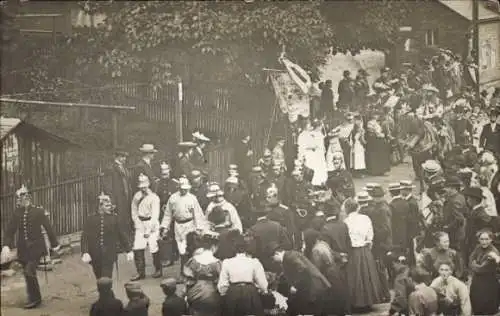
[{"xmin": 0, "ymin": 172, "xmax": 106, "ymax": 239}]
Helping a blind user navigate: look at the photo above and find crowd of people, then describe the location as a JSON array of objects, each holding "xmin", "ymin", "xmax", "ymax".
[{"xmin": 2, "ymin": 51, "xmax": 500, "ymax": 316}]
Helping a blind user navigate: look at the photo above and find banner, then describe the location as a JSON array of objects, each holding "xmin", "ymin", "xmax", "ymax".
[{"xmin": 268, "ymin": 57, "xmax": 310, "ymax": 122}]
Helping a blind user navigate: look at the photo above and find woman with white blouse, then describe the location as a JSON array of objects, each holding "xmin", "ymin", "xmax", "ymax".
[
  {"xmin": 343, "ymin": 197, "xmax": 386, "ymax": 310},
  {"xmin": 217, "ymin": 233, "xmax": 268, "ymax": 316}
]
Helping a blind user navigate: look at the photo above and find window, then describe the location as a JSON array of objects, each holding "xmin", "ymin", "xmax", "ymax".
[{"xmin": 425, "ymin": 29, "xmax": 439, "ymax": 46}]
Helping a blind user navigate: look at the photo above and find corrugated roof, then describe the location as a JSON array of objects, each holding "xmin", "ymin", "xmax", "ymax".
[
  {"xmin": 0, "ymin": 117, "xmax": 21, "ymax": 140},
  {"xmin": 439, "ymin": 0, "xmax": 500, "ymax": 21}
]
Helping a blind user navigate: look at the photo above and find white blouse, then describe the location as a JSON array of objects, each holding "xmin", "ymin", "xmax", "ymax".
[
  {"xmin": 217, "ymin": 254, "xmax": 268, "ymax": 296},
  {"xmin": 344, "ymin": 212, "xmax": 373, "ymax": 248}
]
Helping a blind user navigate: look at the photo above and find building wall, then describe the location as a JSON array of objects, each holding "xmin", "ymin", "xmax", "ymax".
[{"xmin": 479, "ymin": 21, "xmax": 500, "ymax": 87}]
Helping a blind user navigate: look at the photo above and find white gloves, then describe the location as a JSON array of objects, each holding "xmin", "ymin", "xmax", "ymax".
[
  {"xmin": 81, "ymin": 253, "xmax": 92, "ymax": 264},
  {"xmin": 126, "ymin": 251, "xmax": 134, "ymax": 261}
]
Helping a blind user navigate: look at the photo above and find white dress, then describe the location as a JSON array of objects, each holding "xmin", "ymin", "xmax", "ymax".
[
  {"xmin": 298, "ymin": 129, "xmax": 328, "ymax": 186},
  {"xmin": 351, "ymin": 131, "xmax": 366, "ymax": 170}
]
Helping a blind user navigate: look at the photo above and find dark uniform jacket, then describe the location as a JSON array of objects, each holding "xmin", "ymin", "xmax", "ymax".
[
  {"xmin": 390, "ymin": 196, "xmax": 411, "ymax": 250},
  {"xmin": 81, "ymin": 211, "xmax": 131, "ymax": 263},
  {"xmin": 267, "ymin": 203, "xmax": 299, "ymax": 248},
  {"xmin": 370, "ymin": 200, "xmax": 393, "ymax": 257},
  {"xmin": 406, "ymin": 195, "xmax": 423, "ymax": 241},
  {"xmin": 234, "ymin": 141, "xmax": 253, "ymax": 179},
  {"xmin": 162, "ymin": 294, "xmax": 187, "ymax": 316},
  {"xmin": 247, "ymin": 217, "xmax": 291, "ymax": 271},
  {"xmin": 442, "ymin": 192, "xmax": 467, "ymax": 251},
  {"xmin": 326, "ymin": 170, "xmax": 355, "ymax": 202},
  {"xmin": 90, "ymin": 296, "xmax": 124, "ymax": 316},
  {"xmin": 320, "ymin": 218, "xmax": 351, "ymax": 254},
  {"xmin": 176, "ymin": 153, "xmax": 194, "ymax": 179},
  {"xmin": 191, "ymin": 182, "xmax": 210, "ymax": 212},
  {"xmin": 123, "ymin": 296, "xmax": 150, "ymax": 316},
  {"xmin": 3, "ymin": 205, "xmax": 58, "ymax": 262}
]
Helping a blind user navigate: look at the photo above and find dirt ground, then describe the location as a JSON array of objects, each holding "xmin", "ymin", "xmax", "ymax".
[{"xmin": 1, "ymin": 161, "xmax": 416, "ymax": 316}]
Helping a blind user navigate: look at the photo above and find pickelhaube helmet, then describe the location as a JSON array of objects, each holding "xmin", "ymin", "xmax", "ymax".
[{"xmin": 15, "ymin": 184, "xmax": 29, "ymax": 198}]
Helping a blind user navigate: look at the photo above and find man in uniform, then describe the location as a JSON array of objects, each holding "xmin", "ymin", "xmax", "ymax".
[
  {"xmin": 224, "ymin": 175, "xmax": 252, "ymax": 229},
  {"xmin": 2, "ymin": 185, "xmax": 60, "ymax": 309},
  {"xmin": 268, "ymin": 162, "xmax": 286, "ymax": 201},
  {"xmin": 190, "ymin": 170, "xmax": 210, "ymax": 212},
  {"xmin": 258, "ymin": 149, "xmax": 274, "ymax": 175},
  {"xmin": 264, "ymin": 184, "xmax": 300, "ymax": 249},
  {"xmin": 160, "ymin": 177, "xmax": 207, "ymax": 272},
  {"xmin": 388, "ymin": 183, "xmax": 411, "ymax": 255},
  {"xmin": 247, "ymin": 199, "xmax": 292, "ymax": 272},
  {"xmin": 81, "ymin": 193, "xmax": 133, "ymax": 279},
  {"xmin": 400, "ymin": 180, "xmax": 422, "ymax": 264},
  {"xmin": 234, "ymin": 134, "xmax": 254, "ymax": 182},
  {"xmin": 155, "ymin": 162, "xmax": 179, "ymax": 266},
  {"xmin": 205, "ymin": 183, "xmax": 243, "ymax": 232},
  {"xmin": 175, "ymin": 142, "xmax": 196, "ymax": 178},
  {"xmin": 135, "ymin": 144, "xmax": 159, "ymax": 191},
  {"xmin": 130, "ymin": 173, "xmax": 162, "ymax": 280}
]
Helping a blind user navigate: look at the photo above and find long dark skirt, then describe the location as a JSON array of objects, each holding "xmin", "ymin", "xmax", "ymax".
[
  {"xmin": 347, "ymin": 246, "xmax": 386, "ymax": 308},
  {"xmin": 365, "ymin": 136, "xmax": 390, "ymax": 176},
  {"xmin": 223, "ymin": 283, "xmax": 264, "ymax": 316},
  {"xmin": 470, "ymin": 273, "xmax": 500, "ymax": 315}
]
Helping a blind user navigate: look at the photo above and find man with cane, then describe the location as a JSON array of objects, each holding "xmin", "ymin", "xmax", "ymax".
[
  {"xmin": 1, "ymin": 185, "xmax": 61, "ymax": 309},
  {"xmin": 81, "ymin": 192, "xmax": 134, "ymax": 279}
]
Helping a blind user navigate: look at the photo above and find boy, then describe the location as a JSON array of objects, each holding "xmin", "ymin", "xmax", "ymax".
[
  {"xmin": 123, "ymin": 281, "xmax": 150, "ymax": 316},
  {"xmin": 90, "ymin": 277, "xmax": 124, "ymax": 316},
  {"xmin": 160, "ymin": 278, "xmax": 187, "ymax": 316}
]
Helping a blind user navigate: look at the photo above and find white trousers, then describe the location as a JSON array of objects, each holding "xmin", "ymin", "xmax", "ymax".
[
  {"xmin": 174, "ymin": 220, "xmax": 196, "ymax": 255},
  {"xmin": 133, "ymin": 220, "xmax": 159, "ymax": 253}
]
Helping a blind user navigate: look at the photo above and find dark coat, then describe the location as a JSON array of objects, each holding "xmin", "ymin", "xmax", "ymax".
[
  {"xmin": 123, "ymin": 296, "xmax": 150, "ymax": 316},
  {"xmin": 390, "ymin": 197, "xmax": 411, "ymax": 250},
  {"xmin": 90, "ymin": 296, "xmax": 124, "ymax": 316},
  {"xmin": 191, "ymin": 182, "xmax": 210, "ymax": 212},
  {"xmin": 320, "ymin": 86, "xmax": 334, "ymax": 114},
  {"xmin": 190, "ymin": 147, "xmax": 209, "ymax": 176},
  {"xmin": 366, "ymin": 201, "xmax": 392, "ymax": 257},
  {"xmin": 247, "ymin": 218, "xmax": 291, "ymax": 271},
  {"xmin": 337, "ymin": 78, "xmax": 354, "ymax": 107},
  {"xmin": 106, "ymin": 162, "xmax": 132, "ymax": 215},
  {"xmin": 490, "ymin": 170, "xmax": 500, "ymax": 213},
  {"xmin": 466, "ymin": 205, "xmax": 492, "ymax": 255},
  {"xmin": 406, "ymin": 195, "xmax": 423, "ymax": 241},
  {"xmin": 134, "ymin": 159, "xmax": 157, "ymax": 191},
  {"xmin": 234, "ymin": 141, "xmax": 253, "ymax": 179},
  {"xmin": 442, "ymin": 192, "xmax": 467, "ymax": 250},
  {"xmin": 161, "ymin": 294, "xmax": 188, "ymax": 316},
  {"xmin": 283, "ymin": 177, "xmax": 311, "ymax": 209},
  {"xmin": 479, "ymin": 123, "xmax": 500, "ymax": 155},
  {"xmin": 320, "ymin": 219, "xmax": 351, "ymax": 254},
  {"xmin": 267, "ymin": 204, "xmax": 299, "ymax": 248},
  {"xmin": 81, "ymin": 212, "xmax": 131, "ymax": 263},
  {"xmin": 282, "ymin": 250, "xmax": 331, "ymax": 304},
  {"xmin": 326, "ymin": 169, "xmax": 355, "ymax": 202},
  {"xmin": 3, "ymin": 205, "xmax": 59, "ymax": 262}
]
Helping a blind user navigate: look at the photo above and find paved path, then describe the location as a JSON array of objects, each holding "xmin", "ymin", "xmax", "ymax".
[{"xmin": 0, "ymin": 161, "xmax": 416, "ymax": 316}]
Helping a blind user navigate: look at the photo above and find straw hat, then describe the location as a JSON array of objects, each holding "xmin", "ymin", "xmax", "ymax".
[
  {"xmin": 356, "ymin": 191, "xmax": 372, "ymax": 203},
  {"xmin": 388, "ymin": 183, "xmax": 402, "ymax": 191},
  {"xmin": 192, "ymin": 131, "xmax": 210, "ymax": 142},
  {"xmin": 139, "ymin": 144, "xmax": 158, "ymax": 153},
  {"xmin": 399, "ymin": 180, "xmax": 416, "ymax": 189}
]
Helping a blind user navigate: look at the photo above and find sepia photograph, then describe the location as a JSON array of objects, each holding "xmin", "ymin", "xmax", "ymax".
[{"xmin": 1, "ymin": 0, "xmax": 500, "ymax": 315}]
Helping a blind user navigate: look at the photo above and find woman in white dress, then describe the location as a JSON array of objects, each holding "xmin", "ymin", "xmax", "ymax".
[
  {"xmin": 350, "ymin": 116, "xmax": 366, "ymax": 175},
  {"xmin": 297, "ymin": 119, "xmax": 328, "ymax": 186}
]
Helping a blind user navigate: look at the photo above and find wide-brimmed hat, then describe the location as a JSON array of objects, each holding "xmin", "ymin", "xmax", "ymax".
[
  {"xmin": 178, "ymin": 141, "xmax": 197, "ymax": 148},
  {"xmin": 190, "ymin": 170, "xmax": 202, "ymax": 180},
  {"xmin": 362, "ymin": 183, "xmax": 378, "ymax": 192},
  {"xmin": 114, "ymin": 150, "xmax": 129, "ymax": 157},
  {"xmin": 429, "ymin": 176, "xmax": 445, "ymax": 189},
  {"xmin": 356, "ymin": 191, "xmax": 372, "ymax": 203},
  {"xmin": 228, "ymin": 164, "xmax": 238, "ymax": 170},
  {"xmin": 462, "ymin": 187, "xmax": 483, "ymax": 200},
  {"xmin": 422, "ymin": 160, "xmax": 441, "ymax": 173},
  {"xmin": 388, "ymin": 183, "xmax": 402, "ymax": 191},
  {"xmin": 400, "ymin": 180, "xmax": 416, "ymax": 189},
  {"xmin": 137, "ymin": 173, "xmax": 150, "ymax": 188},
  {"xmin": 192, "ymin": 131, "xmax": 210, "ymax": 142},
  {"xmin": 178, "ymin": 177, "xmax": 191, "ymax": 190},
  {"xmin": 139, "ymin": 144, "xmax": 158, "ymax": 153},
  {"xmin": 444, "ymin": 176, "xmax": 462, "ymax": 188}
]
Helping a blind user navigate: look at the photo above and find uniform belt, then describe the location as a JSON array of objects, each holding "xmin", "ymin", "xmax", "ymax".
[
  {"xmin": 138, "ymin": 216, "xmax": 152, "ymax": 221},
  {"xmin": 175, "ymin": 217, "xmax": 193, "ymax": 224},
  {"xmin": 230, "ymin": 282, "xmax": 253, "ymax": 286}
]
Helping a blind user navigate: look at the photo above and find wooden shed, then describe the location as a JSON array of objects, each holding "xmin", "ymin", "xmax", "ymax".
[{"xmin": 1, "ymin": 116, "xmax": 78, "ymax": 194}]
